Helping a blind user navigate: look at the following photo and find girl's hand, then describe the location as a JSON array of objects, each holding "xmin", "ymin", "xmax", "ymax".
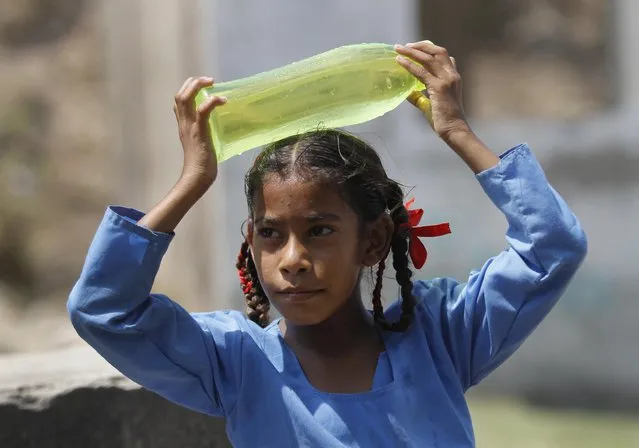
[
  {"xmin": 173, "ymin": 76, "xmax": 227, "ymax": 188},
  {"xmin": 395, "ymin": 41, "xmax": 470, "ymax": 143},
  {"xmin": 136, "ymin": 77, "xmax": 226, "ymax": 232}
]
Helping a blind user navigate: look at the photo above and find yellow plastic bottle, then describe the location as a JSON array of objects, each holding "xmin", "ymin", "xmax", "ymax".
[{"xmin": 195, "ymin": 43, "xmax": 425, "ymax": 162}]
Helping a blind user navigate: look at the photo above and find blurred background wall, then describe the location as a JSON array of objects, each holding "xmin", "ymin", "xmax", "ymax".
[{"xmin": 1, "ymin": 0, "xmax": 638, "ymax": 446}]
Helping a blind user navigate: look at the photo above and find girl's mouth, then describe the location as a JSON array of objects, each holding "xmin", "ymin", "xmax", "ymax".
[{"xmin": 277, "ymin": 289, "xmax": 325, "ymax": 301}]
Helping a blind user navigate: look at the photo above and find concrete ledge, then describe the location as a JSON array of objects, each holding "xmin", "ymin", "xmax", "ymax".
[{"xmin": 0, "ymin": 347, "xmax": 231, "ymax": 447}]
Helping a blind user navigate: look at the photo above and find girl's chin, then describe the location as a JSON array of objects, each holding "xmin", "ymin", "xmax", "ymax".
[{"xmin": 274, "ymin": 306, "xmax": 335, "ymax": 328}]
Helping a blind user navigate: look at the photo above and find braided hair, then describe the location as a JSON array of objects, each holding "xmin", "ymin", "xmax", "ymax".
[
  {"xmin": 236, "ymin": 240, "xmax": 270, "ymax": 327},
  {"xmin": 239, "ymin": 129, "xmax": 418, "ymax": 332},
  {"xmin": 371, "ymin": 182, "xmax": 415, "ymax": 331}
]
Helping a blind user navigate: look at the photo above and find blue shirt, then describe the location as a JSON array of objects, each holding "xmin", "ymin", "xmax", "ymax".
[{"xmin": 67, "ymin": 144, "xmax": 587, "ymax": 447}]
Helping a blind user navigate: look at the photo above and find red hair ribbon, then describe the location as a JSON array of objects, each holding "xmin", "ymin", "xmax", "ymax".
[
  {"xmin": 240, "ymin": 275, "xmax": 253, "ymax": 295},
  {"xmin": 401, "ymin": 198, "xmax": 451, "ymax": 269}
]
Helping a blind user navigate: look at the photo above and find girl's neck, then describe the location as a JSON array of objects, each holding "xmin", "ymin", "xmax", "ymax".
[{"xmin": 280, "ymin": 295, "xmax": 383, "ymax": 357}]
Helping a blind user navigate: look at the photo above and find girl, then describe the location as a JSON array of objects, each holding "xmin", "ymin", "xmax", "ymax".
[{"xmin": 68, "ymin": 41, "xmax": 587, "ymax": 447}]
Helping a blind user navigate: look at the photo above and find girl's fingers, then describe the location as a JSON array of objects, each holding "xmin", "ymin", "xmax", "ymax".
[
  {"xmin": 183, "ymin": 76, "xmax": 214, "ymax": 101},
  {"xmin": 407, "ymin": 40, "xmax": 447, "ymax": 58},
  {"xmin": 396, "ymin": 54, "xmax": 432, "ymax": 84},
  {"xmin": 395, "ymin": 44, "xmax": 447, "ymax": 80},
  {"xmin": 173, "ymin": 102, "xmax": 179, "ymax": 125},
  {"xmin": 196, "ymin": 95, "xmax": 227, "ymax": 124},
  {"xmin": 450, "ymin": 56, "xmax": 457, "ymax": 69},
  {"xmin": 395, "ymin": 45, "xmax": 436, "ymax": 69},
  {"xmin": 176, "ymin": 77, "xmax": 196, "ymax": 97},
  {"xmin": 174, "ymin": 76, "xmax": 214, "ymax": 119},
  {"xmin": 405, "ymin": 41, "xmax": 456, "ymax": 73}
]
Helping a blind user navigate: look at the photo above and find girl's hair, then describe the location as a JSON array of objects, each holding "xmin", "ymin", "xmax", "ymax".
[{"xmin": 236, "ymin": 129, "xmax": 415, "ymax": 332}]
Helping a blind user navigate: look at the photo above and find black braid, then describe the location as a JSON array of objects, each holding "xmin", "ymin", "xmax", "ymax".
[
  {"xmin": 372, "ymin": 260, "xmax": 386, "ymax": 323},
  {"xmin": 372, "ymin": 183, "xmax": 416, "ymax": 332},
  {"xmin": 236, "ymin": 241, "xmax": 270, "ymax": 327}
]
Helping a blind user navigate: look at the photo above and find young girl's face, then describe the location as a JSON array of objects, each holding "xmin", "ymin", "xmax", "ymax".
[{"xmin": 248, "ymin": 175, "xmax": 382, "ymax": 326}]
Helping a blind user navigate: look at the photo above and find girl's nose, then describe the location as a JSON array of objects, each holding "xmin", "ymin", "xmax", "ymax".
[{"xmin": 279, "ymin": 236, "xmax": 311, "ymax": 276}]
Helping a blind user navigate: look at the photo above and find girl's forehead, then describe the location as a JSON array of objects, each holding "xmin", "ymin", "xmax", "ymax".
[{"xmin": 254, "ymin": 177, "xmax": 354, "ymax": 218}]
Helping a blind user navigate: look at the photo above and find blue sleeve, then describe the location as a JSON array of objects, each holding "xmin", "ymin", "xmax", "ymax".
[
  {"xmin": 67, "ymin": 206, "xmax": 245, "ymax": 417},
  {"xmin": 416, "ymin": 143, "xmax": 587, "ymax": 391}
]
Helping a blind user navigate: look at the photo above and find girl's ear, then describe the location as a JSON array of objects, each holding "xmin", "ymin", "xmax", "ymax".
[
  {"xmin": 246, "ymin": 219, "xmax": 254, "ymax": 249},
  {"xmin": 362, "ymin": 214, "xmax": 394, "ymax": 267}
]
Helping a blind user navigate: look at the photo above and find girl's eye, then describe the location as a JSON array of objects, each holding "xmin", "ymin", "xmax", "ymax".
[
  {"xmin": 310, "ymin": 226, "xmax": 334, "ymax": 238},
  {"xmin": 258, "ymin": 228, "xmax": 279, "ymax": 239}
]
